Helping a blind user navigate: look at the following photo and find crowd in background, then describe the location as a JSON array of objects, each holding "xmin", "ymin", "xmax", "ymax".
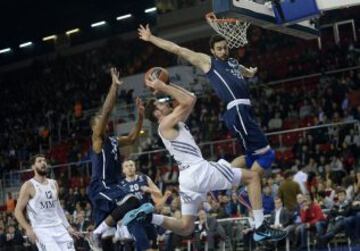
[{"xmin": 0, "ymin": 23, "xmax": 359, "ymax": 173}]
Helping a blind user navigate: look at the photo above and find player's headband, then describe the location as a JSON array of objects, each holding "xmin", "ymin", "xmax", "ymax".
[{"xmin": 157, "ymin": 97, "xmax": 171, "ymax": 103}]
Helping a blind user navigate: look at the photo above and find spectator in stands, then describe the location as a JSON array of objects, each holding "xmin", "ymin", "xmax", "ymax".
[
  {"xmin": 6, "ymin": 193, "xmax": 15, "ymax": 214},
  {"xmin": 329, "ymin": 155, "xmax": 346, "ymax": 185},
  {"xmin": 4, "ymin": 225, "xmax": 23, "ymax": 251},
  {"xmin": 196, "ymin": 209, "xmax": 226, "ymax": 251},
  {"xmin": 268, "ymin": 112, "xmax": 283, "ymax": 130},
  {"xmin": 317, "ymin": 188, "xmax": 351, "ymax": 244},
  {"xmin": 294, "ymin": 166, "xmax": 308, "ymax": 195},
  {"xmin": 295, "ymin": 196, "xmax": 326, "ymax": 250},
  {"xmin": 225, "ymin": 192, "xmax": 241, "ymax": 217},
  {"xmin": 268, "ymin": 197, "xmax": 295, "ymax": 249},
  {"xmin": 262, "ymin": 185, "xmax": 275, "ymax": 215},
  {"xmin": 299, "ymin": 99, "xmax": 312, "ymax": 118},
  {"xmin": 278, "ymin": 170, "xmax": 302, "ymax": 212},
  {"xmin": 269, "ymin": 197, "xmax": 293, "ymax": 232}
]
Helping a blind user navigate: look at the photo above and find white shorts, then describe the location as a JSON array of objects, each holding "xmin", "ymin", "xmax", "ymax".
[
  {"xmin": 178, "ymin": 159, "xmax": 242, "ymax": 216},
  {"xmin": 34, "ymin": 224, "xmax": 75, "ymax": 251}
]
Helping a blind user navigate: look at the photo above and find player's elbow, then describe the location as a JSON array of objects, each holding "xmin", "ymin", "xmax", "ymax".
[
  {"xmin": 14, "ymin": 207, "xmax": 21, "ymax": 220},
  {"xmin": 183, "ymin": 94, "xmax": 196, "ymax": 107}
]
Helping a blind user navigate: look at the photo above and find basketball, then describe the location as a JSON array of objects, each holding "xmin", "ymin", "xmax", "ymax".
[{"xmin": 144, "ymin": 67, "xmax": 170, "ymax": 84}]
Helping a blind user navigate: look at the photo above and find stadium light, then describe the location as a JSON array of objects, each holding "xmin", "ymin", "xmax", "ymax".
[
  {"xmin": 0, "ymin": 48, "xmax": 11, "ymax": 54},
  {"xmin": 91, "ymin": 21, "xmax": 106, "ymax": 27},
  {"xmin": 19, "ymin": 42, "xmax": 33, "ymax": 48},
  {"xmin": 116, "ymin": 14, "xmax": 132, "ymax": 21},
  {"xmin": 66, "ymin": 28, "xmax": 80, "ymax": 35},
  {"xmin": 42, "ymin": 35, "xmax": 57, "ymax": 41},
  {"xmin": 144, "ymin": 7, "xmax": 157, "ymax": 13}
]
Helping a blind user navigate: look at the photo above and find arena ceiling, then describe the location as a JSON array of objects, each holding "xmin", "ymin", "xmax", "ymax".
[{"xmin": 0, "ymin": 0, "xmax": 155, "ymax": 49}]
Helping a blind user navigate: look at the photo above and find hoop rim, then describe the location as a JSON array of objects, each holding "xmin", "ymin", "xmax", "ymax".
[{"xmin": 206, "ymin": 12, "xmax": 246, "ymax": 24}]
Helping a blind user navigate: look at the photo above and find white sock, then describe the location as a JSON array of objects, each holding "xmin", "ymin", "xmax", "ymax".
[
  {"xmin": 94, "ymin": 221, "xmax": 111, "ymax": 235},
  {"xmin": 253, "ymin": 209, "xmax": 264, "ymax": 229},
  {"xmin": 151, "ymin": 214, "xmax": 164, "ymax": 226}
]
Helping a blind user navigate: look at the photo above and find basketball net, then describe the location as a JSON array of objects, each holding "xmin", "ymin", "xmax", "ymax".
[{"xmin": 206, "ymin": 12, "xmax": 250, "ymax": 48}]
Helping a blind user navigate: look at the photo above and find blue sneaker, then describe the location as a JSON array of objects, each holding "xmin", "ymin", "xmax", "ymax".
[
  {"xmin": 253, "ymin": 222, "xmax": 287, "ymax": 242},
  {"xmin": 122, "ymin": 203, "xmax": 154, "ymax": 226}
]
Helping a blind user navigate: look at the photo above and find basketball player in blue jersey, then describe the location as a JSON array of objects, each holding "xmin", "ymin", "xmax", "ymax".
[
  {"xmin": 120, "ymin": 160, "xmax": 162, "ymax": 251},
  {"xmin": 87, "ymin": 67, "xmax": 153, "ymax": 250},
  {"xmin": 123, "ymin": 77, "xmax": 286, "ymax": 242},
  {"xmin": 138, "ymin": 25, "xmax": 273, "ymax": 218}
]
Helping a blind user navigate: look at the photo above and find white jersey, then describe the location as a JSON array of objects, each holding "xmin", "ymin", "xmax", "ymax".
[
  {"xmin": 27, "ymin": 178, "xmax": 62, "ymax": 228},
  {"xmin": 159, "ymin": 122, "xmax": 205, "ymax": 170}
]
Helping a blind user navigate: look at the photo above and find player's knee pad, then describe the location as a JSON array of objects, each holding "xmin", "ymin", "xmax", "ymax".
[{"xmin": 111, "ymin": 195, "xmax": 141, "ymax": 222}]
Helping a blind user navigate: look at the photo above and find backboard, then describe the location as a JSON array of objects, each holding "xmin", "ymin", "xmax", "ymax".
[{"xmin": 212, "ymin": 0, "xmax": 319, "ymax": 40}]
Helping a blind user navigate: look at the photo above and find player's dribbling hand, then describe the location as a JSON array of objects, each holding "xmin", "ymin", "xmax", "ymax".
[
  {"xmin": 110, "ymin": 67, "xmax": 123, "ymax": 86},
  {"xmin": 25, "ymin": 228, "xmax": 38, "ymax": 244},
  {"xmin": 67, "ymin": 226, "xmax": 82, "ymax": 239},
  {"xmin": 135, "ymin": 97, "xmax": 145, "ymax": 116},
  {"xmin": 138, "ymin": 24, "xmax": 152, "ymax": 41}
]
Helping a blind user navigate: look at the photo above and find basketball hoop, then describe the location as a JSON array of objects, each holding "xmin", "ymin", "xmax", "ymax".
[{"xmin": 206, "ymin": 12, "xmax": 250, "ymax": 48}]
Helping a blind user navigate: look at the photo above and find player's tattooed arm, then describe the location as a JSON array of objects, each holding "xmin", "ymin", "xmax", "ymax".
[
  {"xmin": 118, "ymin": 97, "xmax": 144, "ymax": 145},
  {"xmin": 92, "ymin": 67, "xmax": 123, "ymax": 153},
  {"xmin": 14, "ymin": 181, "xmax": 38, "ymax": 244},
  {"xmin": 138, "ymin": 24, "xmax": 211, "ymax": 73}
]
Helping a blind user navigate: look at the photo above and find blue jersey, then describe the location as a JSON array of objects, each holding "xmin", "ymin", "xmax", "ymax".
[
  {"xmin": 206, "ymin": 57, "xmax": 273, "ymax": 164},
  {"xmin": 90, "ymin": 136, "xmax": 121, "ymax": 186},
  {"xmin": 206, "ymin": 57, "xmax": 250, "ymax": 104},
  {"xmin": 120, "ymin": 174, "xmax": 151, "ymax": 204}
]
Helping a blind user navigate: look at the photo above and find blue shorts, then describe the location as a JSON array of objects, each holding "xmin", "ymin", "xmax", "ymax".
[
  {"xmin": 223, "ymin": 104, "xmax": 269, "ymax": 154},
  {"xmin": 127, "ymin": 222, "xmax": 158, "ymax": 251},
  {"xmin": 245, "ymin": 149, "xmax": 275, "ymax": 170},
  {"xmin": 87, "ymin": 181, "xmax": 127, "ymax": 226}
]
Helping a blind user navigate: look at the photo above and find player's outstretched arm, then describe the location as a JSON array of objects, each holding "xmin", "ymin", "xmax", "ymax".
[
  {"xmin": 14, "ymin": 182, "xmax": 38, "ymax": 244},
  {"xmin": 138, "ymin": 24, "xmax": 211, "ymax": 73},
  {"xmin": 118, "ymin": 97, "xmax": 144, "ymax": 145},
  {"xmin": 92, "ymin": 67, "xmax": 123, "ymax": 153}
]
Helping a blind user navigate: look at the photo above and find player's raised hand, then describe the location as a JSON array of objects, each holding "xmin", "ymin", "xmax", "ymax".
[
  {"xmin": 144, "ymin": 78, "xmax": 166, "ymax": 94},
  {"xmin": 248, "ymin": 67, "xmax": 258, "ymax": 77},
  {"xmin": 110, "ymin": 67, "xmax": 123, "ymax": 86},
  {"xmin": 25, "ymin": 228, "xmax": 38, "ymax": 244},
  {"xmin": 138, "ymin": 24, "xmax": 152, "ymax": 41},
  {"xmin": 135, "ymin": 97, "xmax": 145, "ymax": 116}
]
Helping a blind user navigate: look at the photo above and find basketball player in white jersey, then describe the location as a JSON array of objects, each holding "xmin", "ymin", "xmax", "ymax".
[
  {"xmin": 123, "ymin": 78, "xmax": 287, "ymax": 242},
  {"xmin": 15, "ymin": 154, "xmax": 81, "ymax": 251}
]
